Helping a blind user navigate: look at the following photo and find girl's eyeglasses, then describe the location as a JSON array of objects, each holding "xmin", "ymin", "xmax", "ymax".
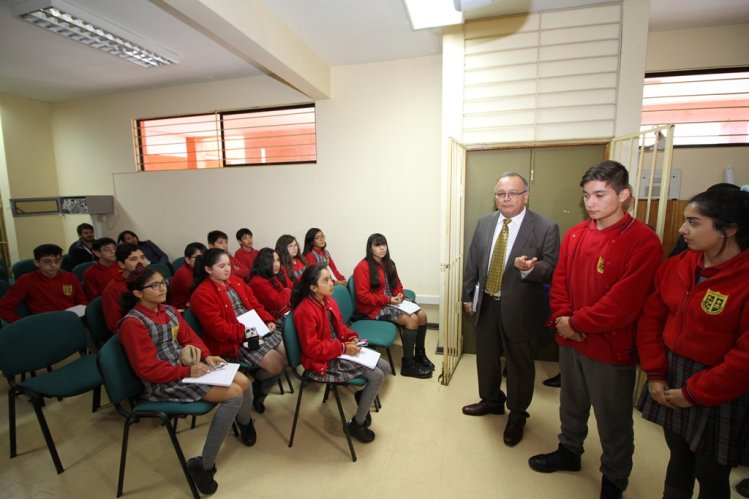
[{"xmin": 141, "ymin": 279, "xmax": 170, "ymax": 291}]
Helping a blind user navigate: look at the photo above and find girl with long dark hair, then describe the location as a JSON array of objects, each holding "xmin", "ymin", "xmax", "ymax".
[
  {"xmin": 352, "ymin": 233, "xmax": 432, "ymax": 378},
  {"xmin": 275, "ymin": 234, "xmax": 307, "ymax": 285},
  {"xmin": 302, "ymin": 228, "xmax": 346, "ymax": 286},
  {"xmin": 291, "ymin": 264, "xmax": 391, "ymax": 443},
  {"xmin": 249, "ymin": 248, "xmax": 292, "ymax": 322}
]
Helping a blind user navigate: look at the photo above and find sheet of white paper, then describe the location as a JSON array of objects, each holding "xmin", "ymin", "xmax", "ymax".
[
  {"xmin": 339, "ymin": 347, "xmax": 381, "ymax": 369},
  {"xmin": 394, "ymin": 300, "xmax": 421, "ymax": 314},
  {"xmin": 471, "ymin": 283, "xmax": 480, "ymax": 313},
  {"xmin": 66, "ymin": 304, "xmax": 86, "ymax": 317},
  {"xmin": 182, "ymin": 362, "xmax": 240, "ymax": 387},
  {"xmin": 236, "ymin": 309, "xmax": 271, "ymax": 337}
]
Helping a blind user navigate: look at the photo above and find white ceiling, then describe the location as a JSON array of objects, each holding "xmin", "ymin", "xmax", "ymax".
[{"xmin": 0, "ymin": 0, "xmax": 747, "ymax": 103}]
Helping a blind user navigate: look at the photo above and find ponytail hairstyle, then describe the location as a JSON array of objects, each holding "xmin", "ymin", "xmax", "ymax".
[
  {"xmin": 365, "ymin": 233, "xmax": 400, "ymax": 291},
  {"xmin": 190, "ymin": 247, "xmax": 229, "ymax": 295},
  {"xmin": 689, "ymin": 187, "xmax": 749, "ymax": 252},
  {"xmin": 251, "ymin": 247, "xmax": 287, "ymax": 289},
  {"xmin": 120, "ymin": 265, "xmax": 159, "ymax": 312},
  {"xmin": 275, "ymin": 234, "xmax": 297, "ymax": 277},
  {"xmin": 303, "ymin": 227, "xmax": 323, "ymax": 255},
  {"xmin": 291, "ymin": 263, "xmax": 327, "ymax": 309}
]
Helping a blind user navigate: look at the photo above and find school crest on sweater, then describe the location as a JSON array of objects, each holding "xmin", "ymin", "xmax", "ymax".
[{"xmin": 701, "ymin": 288, "xmax": 727, "ymax": 315}]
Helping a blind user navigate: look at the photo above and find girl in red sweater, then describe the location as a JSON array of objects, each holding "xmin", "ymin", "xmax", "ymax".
[
  {"xmin": 353, "ymin": 233, "xmax": 432, "ymax": 379},
  {"xmin": 249, "ymin": 248, "xmax": 292, "ymax": 322},
  {"xmin": 291, "ymin": 264, "xmax": 390, "ymax": 443},
  {"xmin": 118, "ymin": 266, "xmax": 255, "ymax": 495},
  {"xmin": 636, "ymin": 188, "xmax": 749, "ymax": 499},
  {"xmin": 190, "ymin": 248, "xmax": 287, "ymax": 414},
  {"xmin": 303, "ymin": 228, "xmax": 346, "ymax": 285},
  {"xmin": 275, "ymin": 234, "xmax": 307, "ymax": 285}
]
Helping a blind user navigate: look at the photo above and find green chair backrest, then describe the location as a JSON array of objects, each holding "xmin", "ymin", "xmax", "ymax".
[
  {"xmin": 148, "ymin": 262, "xmax": 172, "ymax": 279},
  {"xmin": 182, "ymin": 309, "xmax": 202, "ymax": 336},
  {"xmin": 85, "ymin": 296, "xmax": 112, "ymax": 348},
  {"xmin": 96, "ymin": 335, "xmax": 144, "ymax": 406},
  {"xmin": 404, "ymin": 289, "xmax": 416, "ymax": 301},
  {"xmin": 72, "ymin": 261, "xmax": 95, "ymax": 283},
  {"xmin": 11, "ymin": 258, "xmax": 37, "ymax": 281},
  {"xmin": 332, "ymin": 284, "xmax": 354, "ymax": 323},
  {"xmin": 0, "ymin": 311, "xmax": 87, "ymax": 378},
  {"xmin": 282, "ymin": 312, "xmax": 302, "ymax": 370},
  {"xmin": 171, "ymin": 257, "xmax": 186, "ymax": 272},
  {"xmin": 0, "ymin": 259, "xmax": 8, "ymax": 281},
  {"xmin": 61, "ymin": 254, "xmax": 74, "ymax": 272}
]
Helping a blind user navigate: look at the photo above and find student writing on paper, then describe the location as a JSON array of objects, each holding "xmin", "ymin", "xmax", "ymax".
[
  {"xmin": 117, "ymin": 266, "xmax": 255, "ymax": 495},
  {"xmin": 291, "ymin": 264, "xmax": 391, "ymax": 444},
  {"xmin": 190, "ymin": 248, "xmax": 287, "ymax": 414},
  {"xmin": 353, "ymin": 233, "xmax": 433, "ymax": 379}
]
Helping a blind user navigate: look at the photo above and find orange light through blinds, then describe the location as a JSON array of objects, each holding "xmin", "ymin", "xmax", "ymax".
[
  {"xmin": 135, "ymin": 105, "xmax": 316, "ymax": 171},
  {"xmin": 641, "ymin": 71, "xmax": 749, "ymax": 146}
]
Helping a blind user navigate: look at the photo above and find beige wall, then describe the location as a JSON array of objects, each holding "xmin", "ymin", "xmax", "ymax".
[
  {"xmin": 0, "ymin": 93, "xmax": 65, "ymax": 260},
  {"xmin": 45, "ymin": 56, "xmax": 442, "ymax": 298},
  {"xmin": 646, "ymin": 23, "xmax": 749, "ymax": 73},
  {"xmin": 671, "ymin": 147, "xmax": 749, "ymax": 198}
]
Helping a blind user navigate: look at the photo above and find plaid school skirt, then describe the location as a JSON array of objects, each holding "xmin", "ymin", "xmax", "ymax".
[
  {"xmin": 144, "ymin": 378, "xmax": 211, "ymax": 403},
  {"xmin": 377, "ymin": 304, "xmax": 408, "ymax": 322},
  {"xmin": 636, "ymin": 350, "xmax": 749, "ymax": 466},
  {"xmin": 308, "ymin": 358, "xmax": 369, "ymax": 383},
  {"xmin": 239, "ymin": 329, "xmax": 284, "ymax": 366}
]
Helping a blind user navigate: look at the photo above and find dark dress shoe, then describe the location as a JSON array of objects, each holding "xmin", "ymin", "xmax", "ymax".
[
  {"xmin": 401, "ymin": 358, "xmax": 432, "ymax": 378},
  {"xmin": 503, "ymin": 416, "xmax": 525, "ymax": 446},
  {"xmin": 252, "ymin": 380, "xmax": 266, "ymax": 413},
  {"xmin": 543, "ymin": 373, "xmax": 561, "ymax": 387},
  {"xmin": 737, "ymin": 478, "xmax": 749, "ymax": 498},
  {"xmin": 528, "ymin": 444, "xmax": 581, "ymax": 473},
  {"xmin": 235, "ymin": 417, "xmax": 257, "ymax": 447},
  {"xmin": 187, "ymin": 456, "xmax": 218, "ymax": 495},
  {"xmin": 600, "ymin": 475, "xmax": 623, "ymax": 499},
  {"xmin": 347, "ymin": 418, "xmax": 375, "ymax": 443},
  {"xmin": 462, "ymin": 400, "xmax": 505, "ymax": 416}
]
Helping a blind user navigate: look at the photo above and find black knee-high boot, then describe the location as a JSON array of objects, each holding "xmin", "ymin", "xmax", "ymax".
[{"xmin": 401, "ymin": 328, "xmax": 431, "ymax": 378}]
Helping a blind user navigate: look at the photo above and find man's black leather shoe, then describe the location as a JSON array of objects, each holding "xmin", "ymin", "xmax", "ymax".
[
  {"xmin": 462, "ymin": 400, "xmax": 505, "ymax": 416},
  {"xmin": 600, "ymin": 475, "xmax": 623, "ymax": 499},
  {"xmin": 542, "ymin": 373, "xmax": 561, "ymax": 387},
  {"xmin": 503, "ymin": 416, "xmax": 525, "ymax": 446},
  {"xmin": 528, "ymin": 444, "xmax": 581, "ymax": 473}
]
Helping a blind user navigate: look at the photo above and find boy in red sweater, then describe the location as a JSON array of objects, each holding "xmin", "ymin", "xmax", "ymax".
[
  {"xmin": 234, "ymin": 228, "xmax": 258, "ymax": 277},
  {"xmin": 0, "ymin": 244, "xmax": 88, "ymax": 323},
  {"xmin": 208, "ymin": 230, "xmax": 249, "ymax": 282},
  {"xmin": 169, "ymin": 242, "xmax": 206, "ymax": 310},
  {"xmin": 101, "ymin": 243, "xmax": 148, "ymax": 332},
  {"xmin": 83, "ymin": 237, "xmax": 120, "ymax": 299},
  {"xmin": 528, "ymin": 161, "xmax": 662, "ymax": 499}
]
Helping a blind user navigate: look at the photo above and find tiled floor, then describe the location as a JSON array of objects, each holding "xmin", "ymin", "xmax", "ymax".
[{"xmin": 1, "ymin": 332, "xmax": 746, "ymax": 498}]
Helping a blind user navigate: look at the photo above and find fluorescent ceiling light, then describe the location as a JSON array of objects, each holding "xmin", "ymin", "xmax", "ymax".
[
  {"xmin": 11, "ymin": 0, "xmax": 178, "ymax": 68},
  {"xmin": 402, "ymin": 0, "xmax": 463, "ymax": 30}
]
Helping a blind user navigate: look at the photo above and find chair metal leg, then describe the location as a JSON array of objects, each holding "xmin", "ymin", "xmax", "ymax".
[
  {"xmin": 288, "ymin": 379, "xmax": 306, "ymax": 447},
  {"xmin": 386, "ymin": 347, "xmax": 396, "ymax": 376},
  {"xmin": 322, "ymin": 384, "xmax": 330, "ymax": 403},
  {"xmin": 190, "ymin": 415, "xmax": 197, "ymax": 429},
  {"xmin": 117, "ymin": 417, "xmax": 135, "ymax": 497},
  {"xmin": 374, "ymin": 395, "xmax": 381, "ymax": 412},
  {"xmin": 29, "ymin": 394, "xmax": 64, "ymax": 474},
  {"xmin": 277, "ymin": 377, "xmax": 285, "ymax": 395},
  {"xmin": 91, "ymin": 386, "xmax": 101, "ymax": 412},
  {"xmin": 8, "ymin": 391, "xmax": 17, "ymax": 458},
  {"xmin": 285, "ymin": 368, "xmax": 294, "ymax": 393},
  {"xmin": 330, "ymin": 384, "xmax": 357, "ymax": 462},
  {"xmin": 162, "ymin": 416, "xmax": 200, "ymax": 499}
]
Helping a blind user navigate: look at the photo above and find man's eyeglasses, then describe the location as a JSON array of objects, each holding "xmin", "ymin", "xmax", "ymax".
[
  {"xmin": 141, "ymin": 280, "xmax": 170, "ymax": 291},
  {"xmin": 494, "ymin": 190, "xmax": 527, "ymax": 200}
]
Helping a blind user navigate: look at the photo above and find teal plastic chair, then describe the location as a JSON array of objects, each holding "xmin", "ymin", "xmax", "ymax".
[
  {"xmin": 283, "ymin": 312, "xmax": 367, "ymax": 462},
  {"xmin": 96, "ymin": 336, "xmax": 215, "ymax": 499},
  {"xmin": 0, "ymin": 311, "xmax": 102, "ymax": 474},
  {"xmin": 0, "ymin": 259, "xmax": 9, "ymax": 281},
  {"xmin": 72, "ymin": 261, "xmax": 95, "ymax": 284},
  {"xmin": 85, "ymin": 297, "xmax": 112, "ymax": 350},
  {"xmin": 336, "ymin": 283, "xmax": 397, "ymax": 375},
  {"xmin": 11, "ymin": 258, "xmax": 37, "ymax": 281},
  {"xmin": 171, "ymin": 257, "xmax": 186, "ymax": 272},
  {"xmin": 61, "ymin": 254, "xmax": 74, "ymax": 272}
]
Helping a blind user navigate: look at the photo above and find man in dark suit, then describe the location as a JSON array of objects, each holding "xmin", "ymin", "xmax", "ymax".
[{"xmin": 462, "ymin": 172, "xmax": 560, "ymax": 447}]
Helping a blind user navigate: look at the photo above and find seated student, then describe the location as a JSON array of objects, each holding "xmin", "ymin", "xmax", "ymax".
[
  {"xmin": 169, "ymin": 242, "xmax": 206, "ymax": 310},
  {"xmin": 292, "ymin": 264, "xmax": 391, "ymax": 443},
  {"xmin": 303, "ymin": 228, "xmax": 346, "ymax": 286},
  {"xmin": 249, "ymin": 248, "xmax": 291, "ymax": 323},
  {"xmin": 208, "ymin": 230, "xmax": 250, "ymax": 282},
  {"xmin": 101, "ymin": 243, "xmax": 149, "ymax": 332},
  {"xmin": 275, "ymin": 234, "xmax": 307, "ymax": 285},
  {"xmin": 0, "ymin": 244, "xmax": 88, "ymax": 323},
  {"xmin": 190, "ymin": 248, "xmax": 287, "ymax": 414},
  {"xmin": 83, "ymin": 237, "xmax": 120, "ymax": 299},
  {"xmin": 68, "ymin": 222, "xmax": 96, "ymax": 267},
  {"xmin": 117, "ymin": 230, "xmax": 170, "ymax": 267},
  {"xmin": 234, "ymin": 228, "xmax": 259, "ymax": 275},
  {"xmin": 353, "ymin": 233, "xmax": 433, "ymax": 379},
  {"xmin": 118, "ymin": 266, "xmax": 255, "ymax": 495}
]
